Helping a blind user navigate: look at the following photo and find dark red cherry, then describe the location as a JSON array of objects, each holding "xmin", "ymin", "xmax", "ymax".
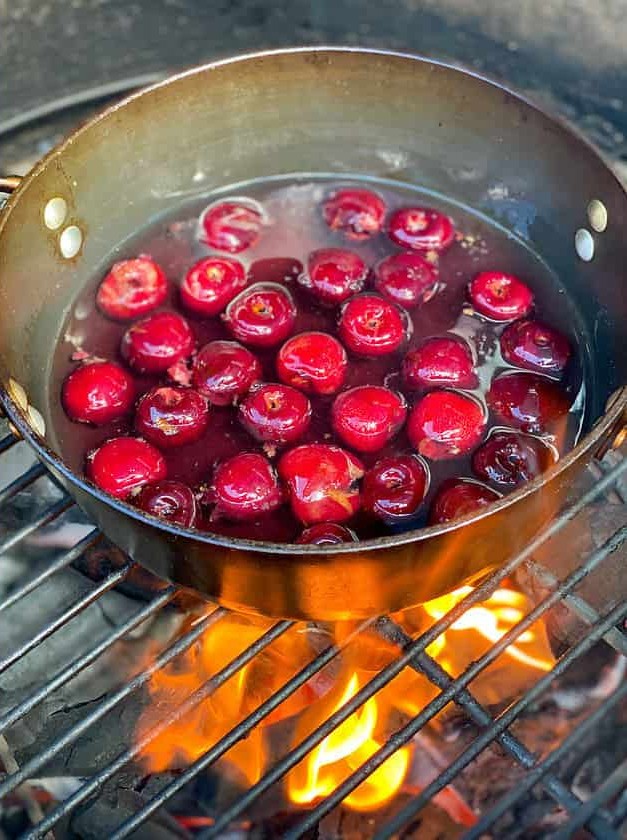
[
  {"xmin": 500, "ymin": 318, "xmax": 571, "ymax": 375},
  {"xmin": 96, "ymin": 257, "xmax": 168, "ymax": 321},
  {"xmin": 238, "ymin": 383, "xmax": 311, "ymax": 445},
  {"xmin": 222, "ymin": 282, "xmax": 297, "ymax": 347},
  {"xmin": 135, "ymin": 386, "xmax": 209, "ymax": 448},
  {"xmin": 199, "ymin": 199, "xmax": 264, "ymax": 253},
  {"xmin": 296, "ymin": 523, "xmax": 358, "ymax": 545},
  {"xmin": 472, "ymin": 430, "xmax": 557, "ymax": 487},
  {"xmin": 331, "ymin": 386, "xmax": 407, "ymax": 453},
  {"xmin": 408, "ymin": 390, "xmax": 487, "ymax": 460},
  {"xmin": 487, "ymin": 372, "xmax": 571, "ymax": 436},
  {"xmin": 180, "ymin": 256, "xmax": 246, "ymax": 316},
  {"xmin": 121, "ymin": 311, "xmax": 194, "ymax": 375},
  {"xmin": 322, "ymin": 187, "xmax": 386, "ymax": 240},
  {"xmin": 374, "ymin": 252, "xmax": 437, "ymax": 308},
  {"xmin": 192, "ymin": 340, "xmax": 261, "ymax": 406},
  {"xmin": 469, "ymin": 272, "xmax": 533, "ymax": 322},
  {"xmin": 276, "ymin": 332, "xmax": 348, "ymax": 396},
  {"xmin": 300, "ymin": 248, "xmax": 368, "ymax": 305},
  {"xmin": 86, "ymin": 437, "xmax": 167, "ymax": 499},
  {"xmin": 62, "ymin": 361, "xmax": 134, "ymax": 425},
  {"xmin": 338, "ymin": 294, "xmax": 407, "ymax": 357},
  {"xmin": 387, "ymin": 207, "xmax": 454, "ymax": 252},
  {"xmin": 429, "ymin": 478, "xmax": 500, "ymax": 524},
  {"xmin": 278, "ymin": 444, "xmax": 364, "ymax": 525},
  {"xmin": 211, "ymin": 453, "xmax": 282, "ymax": 520},
  {"xmin": 135, "ymin": 480, "xmax": 198, "ymax": 527},
  {"xmin": 402, "ymin": 336, "xmax": 477, "ymax": 390},
  {"xmin": 362, "ymin": 454, "xmax": 429, "ymax": 520}
]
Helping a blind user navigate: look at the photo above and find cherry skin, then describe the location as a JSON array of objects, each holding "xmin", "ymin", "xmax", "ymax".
[
  {"xmin": 180, "ymin": 256, "xmax": 246, "ymax": 316},
  {"xmin": 322, "ymin": 187, "xmax": 386, "ymax": 240},
  {"xmin": 472, "ymin": 430, "xmax": 556, "ymax": 487},
  {"xmin": 135, "ymin": 480, "xmax": 198, "ymax": 528},
  {"xmin": 96, "ymin": 257, "xmax": 168, "ymax": 321},
  {"xmin": 487, "ymin": 372, "xmax": 571, "ymax": 436},
  {"xmin": 62, "ymin": 361, "xmax": 134, "ymax": 425},
  {"xmin": 331, "ymin": 386, "xmax": 407, "ymax": 453},
  {"xmin": 86, "ymin": 436, "xmax": 167, "ymax": 499},
  {"xmin": 500, "ymin": 318, "xmax": 571, "ymax": 375},
  {"xmin": 338, "ymin": 294, "xmax": 407, "ymax": 357},
  {"xmin": 211, "ymin": 452, "xmax": 282, "ymax": 520},
  {"xmin": 121, "ymin": 311, "xmax": 194, "ymax": 375},
  {"xmin": 296, "ymin": 523, "xmax": 358, "ymax": 545},
  {"xmin": 238, "ymin": 383, "xmax": 312, "ymax": 445},
  {"xmin": 276, "ymin": 331, "xmax": 348, "ymax": 396},
  {"xmin": 301, "ymin": 248, "xmax": 368, "ymax": 305},
  {"xmin": 192, "ymin": 340, "xmax": 261, "ymax": 406},
  {"xmin": 429, "ymin": 478, "xmax": 500, "ymax": 525},
  {"xmin": 374, "ymin": 252, "xmax": 437, "ymax": 308},
  {"xmin": 469, "ymin": 272, "xmax": 533, "ymax": 321},
  {"xmin": 387, "ymin": 207, "xmax": 455, "ymax": 252},
  {"xmin": 362, "ymin": 454, "xmax": 429, "ymax": 520},
  {"xmin": 135, "ymin": 386, "xmax": 209, "ymax": 449},
  {"xmin": 199, "ymin": 199, "xmax": 264, "ymax": 253},
  {"xmin": 408, "ymin": 390, "xmax": 487, "ymax": 460},
  {"xmin": 402, "ymin": 336, "xmax": 477, "ymax": 390},
  {"xmin": 222, "ymin": 282, "xmax": 297, "ymax": 347},
  {"xmin": 278, "ymin": 444, "xmax": 364, "ymax": 525}
]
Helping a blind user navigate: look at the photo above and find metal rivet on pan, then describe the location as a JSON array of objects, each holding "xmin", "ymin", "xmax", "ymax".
[
  {"xmin": 575, "ymin": 228, "xmax": 594, "ymax": 262},
  {"xmin": 7, "ymin": 377, "xmax": 28, "ymax": 412},
  {"xmin": 27, "ymin": 405, "xmax": 46, "ymax": 437},
  {"xmin": 43, "ymin": 196, "xmax": 68, "ymax": 230},
  {"xmin": 59, "ymin": 225, "xmax": 83, "ymax": 259},
  {"xmin": 587, "ymin": 199, "xmax": 608, "ymax": 233}
]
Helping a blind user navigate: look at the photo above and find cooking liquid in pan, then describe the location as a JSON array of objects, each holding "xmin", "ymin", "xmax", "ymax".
[{"xmin": 49, "ymin": 176, "xmax": 588, "ymax": 543}]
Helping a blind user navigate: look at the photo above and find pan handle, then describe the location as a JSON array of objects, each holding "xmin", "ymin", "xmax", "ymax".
[{"xmin": 0, "ymin": 176, "xmax": 21, "ymax": 195}]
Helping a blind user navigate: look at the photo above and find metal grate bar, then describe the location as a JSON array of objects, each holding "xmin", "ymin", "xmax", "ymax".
[
  {"xmin": 611, "ymin": 789, "xmax": 627, "ymax": 827},
  {"xmin": 0, "ymin": 462, "xmax": 46, "ymax": 506},
  {"xmin": 0, "ymin": 496, "xmax": 74, "ymax": 555},
  {"xmin": 0, "ymin": 431, "xmax": 19, "ymax": 454}
]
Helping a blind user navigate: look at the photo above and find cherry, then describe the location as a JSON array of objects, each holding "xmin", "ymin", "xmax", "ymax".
[
  {"xmin": 300, "ymin": 248, "xmax": 368, "ymax": 305},
  {"xmin": 429, "ymin": 478, "xmax": 500, "ymax": 525},
  {"xmin": 469, "ymin": 272, "xmax": 533, "ymax": 321},
  {"xmin": 62, "ymin": 361, "xmax": 134, "ymax": 425},
  {"xmin": 121, "ymin": 311, "xmax": 194, "ymax": 374},
  {"xmin": 96, "ymin": 257, "xmax": 168, "ymax": 321},
  {"xmin": 402, "ymin": 336, "xmax": 477, "ymax": 390},
  {"xmin": 362, "ymin": 454, "xmax": 429, "ymax": 520},
  {"xmin": 278, "ymin": 444, "xmax": 364, "ymax": 525},
  {"xmin": 180, "ymin": 256, "xmax": 246, "ymax": 316},
  {"xmin": 198, "ymin": 199, "xmax": 264, "ymax": 253},
  {"xmin": 338, "ymin": 294, "xmax": 407, "ymax": 356},
  {"xmin": 222, "ymin": 282, "xmax": 297, "ymax": 347},
  {"xmin": 276, "ymin": 331, "xmax": 347, "ymax": 396},
  {"xmin": 487, "ymin": 372, "xmax": 571, "ymax": 435},
  {"xmin": 86, "ymin": 436, "xmax": 167, "ymax": 499},
  {"xmin": 135, "ymin": 480, "xmax": 198, "ymax": 527},
  {"xmin": 374, "ymin": 252, "xmax": 437, "ymax": 308},
  {"xmin": 135, "ymin": 386, "xmax": 209, "ymax": 448},
  {"xmin": 387, "ymin": 207, "xmax": 454, "ymax": 252},
  {"xmin": 322, "ymin": 187, "xmax": 386, "ymax": 240},
  {"xmin": 332, "ymin": 386, "xmax": 407, "ymax": 453},
  {"xmin": 500, "ymin": 318, "xmax": 571, "ymax": 375},
  {"xmin": 238, "ymin": 383, "xmax": 311, "ymax": 445},
  {"xmin": 211, "ymin": 452, "xmax": 282, "ymax": 520},
  {"xmin": 296, "ymin": 523, "xmax": 358, "ymax": 545},
  {"xmin": 408, "ymin": 390, "xmax": 487, "ymax": 460},
  {"xmin": 192, "ymin": 340, "xmax": 261, "ymax": 406},
  {"xmin": 472, "ymin": 430, "xmax": 556, "ymax": 487}
]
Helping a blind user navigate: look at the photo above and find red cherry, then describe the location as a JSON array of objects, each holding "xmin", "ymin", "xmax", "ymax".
[
  {"xmin": 429, "ymin": 478, "xmax": 500, "ymax": 525},
  {"xmin": 387, "ymin": 207, "xmax": 454, "ymax": 252},
  {"xmin": 62, "ymin": 361, "xmax": 134, "ymax": 425},
  {"xmin": 408, "ymin": 390, "xmax": 487, "ymax": 460},
  {"xmin": 180, "ymin": 256, "xmax": 246, "ymax": 316},
  {"xmin": 500, "ymin": 318, "xmax": 571, "ymax": 375},
  {"xmin": 472, "ymin": 430, "xmax": 556, "ymax": 487},
  {"xmin": 135, "ymin": 386, "xmax": 209, "ymax": 448},
  {"xmin": 86, "ymin": 437, "xmax": 167, "ymax": 499},
  {"xmin": 402, "ymin": 336, "xmax": 477, "ymax": 390},
  {"xmin": 199, "ymin": 199, "xmax": 264, "ymax": 253},
  {"xmin": 276, "ymin": 332, "xmax": 347, "ymax": 396},
  {"xmin": 278, "ymin": 444, "xmax": 364, "ymax": 525},
  {"xmin": 322, "ymin": 187, "xmax": 386, "ymax": 240},
  {"xmin": 300, "ymin": 248, "xmax": 368, "ymax": 305},
  {"xmin": 211, "ymin": 453, "xmax": 282, "ymax": 520},
  {"xmin": 192, "ymin": 340, "xmax": 261, "ymax": 406},
  {"xmin": 96, "ymin": 257, "xmax": 168, "ymax": 321},
  {"xmin": 338, "ymin": 294, "xmax": 407, "ymax": 357},
  {"xmin": 331, "ymin": 386, "xmax": 407, "ymax": 453},
  {"xmin": 121, "ymin": 311, "xmax": 194, "ymax": 374},
  {"xmin": 487, "ymin": 372, "xmax": 571, "ymax": 435},
  {"xmin": 239, "ymin": 383, "xmax": 311, "ymax": 445},
  {"xmin": 296, "ymin": 523, "xmax": 358, "ymax": 545},
  {"xmin": 469, "ymin": 272, "xmax": 533, "ymax": 321},
  {"xmin": 135, "ymin": 480, "xmax": 198, "ymax": 527},
  {"xmin": 222, "ymin": 282, "xmax": 297, "ymax": 347},
  {"xmin": 362, "ymin": 454, "xmax": 429, "ymax": 520},
  {"xmin": 374, "ymin": 252, "xmax": 437, "ymax": 308}
]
